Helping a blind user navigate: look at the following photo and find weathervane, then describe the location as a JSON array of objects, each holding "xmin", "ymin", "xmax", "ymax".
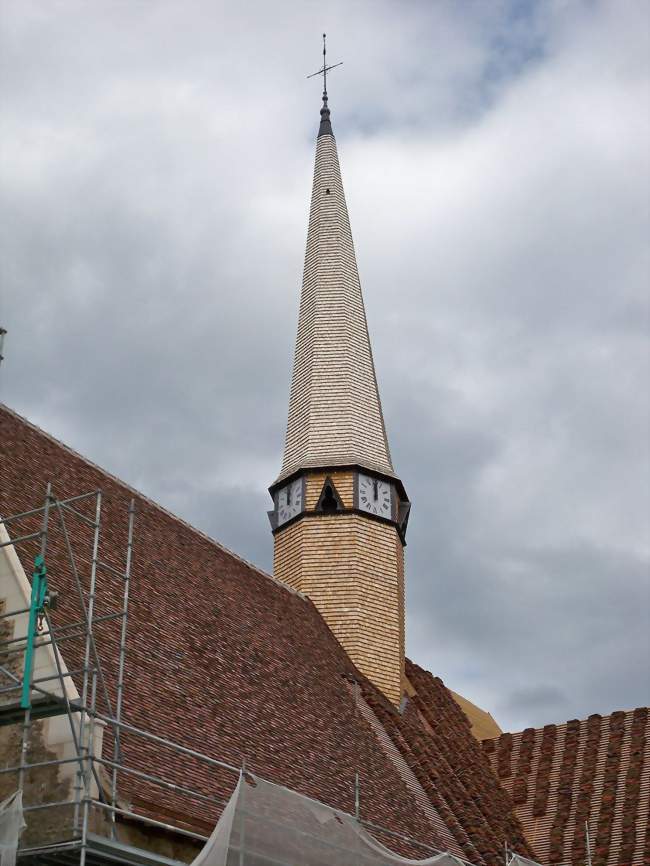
[{"xmin": 307, "ymin": 33, "xmax": 342, "ymax": 100}]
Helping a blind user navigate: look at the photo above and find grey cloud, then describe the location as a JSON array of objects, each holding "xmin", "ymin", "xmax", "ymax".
[{"xmin": 505, "ymin": 685, "xmax": 568, "ymax": 715}]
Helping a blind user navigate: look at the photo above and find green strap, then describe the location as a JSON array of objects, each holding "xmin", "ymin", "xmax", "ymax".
[{"xmin": 21, "ymin": 555, "xmax": 48, "ymax": 710}]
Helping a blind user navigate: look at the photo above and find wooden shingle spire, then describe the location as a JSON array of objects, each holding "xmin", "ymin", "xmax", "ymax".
[{"xmin": 277, "ymin": 94, "xmax": 393, "ymax": 483}]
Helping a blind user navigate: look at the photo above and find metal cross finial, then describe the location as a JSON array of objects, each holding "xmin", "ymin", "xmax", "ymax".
[{"xmin": 307, "ymin": 33, "xmax": 342, "ymax": 99}]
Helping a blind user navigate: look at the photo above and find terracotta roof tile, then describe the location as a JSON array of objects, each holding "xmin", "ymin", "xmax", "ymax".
[
  {"xmin": 484, "ymin": 708, "xmax": 650, "ymax": 866},
  {"xmin": 0, "ymin": 404, "xmax": 532, "ymax": 864}
]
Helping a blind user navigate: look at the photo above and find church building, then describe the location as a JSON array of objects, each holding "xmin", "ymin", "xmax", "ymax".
[{"xmin": 0, "ymin": 61, "xmax": 648, "ymax": 866}]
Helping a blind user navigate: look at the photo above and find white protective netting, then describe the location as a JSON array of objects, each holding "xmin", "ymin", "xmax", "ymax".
[
  {"xmin": 0, "ymin": 791, "xmax": 25, "ymax": 866},
  {"xmin": 191, "ymin": 773, "xmax": 513, "ymax": 866}
]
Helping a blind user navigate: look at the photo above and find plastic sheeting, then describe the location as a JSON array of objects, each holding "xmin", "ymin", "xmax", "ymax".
[
  {"xmin": 192, "ymin": 773, "xmax": 473, "ymax": 866},
  {"xmin": 0, "ymin": 791, "xmax": 25, "ymax": 866}
]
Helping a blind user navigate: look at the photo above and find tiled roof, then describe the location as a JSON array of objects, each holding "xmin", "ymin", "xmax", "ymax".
[
  {"xmin": 0, "ymin": 403, "xmax": 532, "ymax": 864},
  {"xmin": 482, "ymin": 709, "xmax": 650, "ymax": 866},
  {"xmin": 277, "ymin": 124, "xmax": 394, "ymax": 484},
  {"xmin": 361, "ymin": 661, "xmax": 536, "ymax": 865}
]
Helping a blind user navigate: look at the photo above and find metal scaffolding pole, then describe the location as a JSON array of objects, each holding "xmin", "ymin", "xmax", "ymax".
[
  {"xmin": 73, "ymin": 490, "xmax": 102, "ymax": 835},
  {"xmin": 79, "ymin": 669, "xmax": 98, "ymax": 866},
  {"xmin": 110, "ymin": 498, "xmax": 135, "ymax": 840},
  {"xmin": 18, "ymin": 482, "xmax": 52, "ymax": 794}
]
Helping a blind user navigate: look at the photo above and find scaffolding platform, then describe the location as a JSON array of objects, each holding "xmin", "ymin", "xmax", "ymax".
[
  {"xmin": 0, "ymin": 695, "xmax": 82, "ymax": 727},
  {"xmin": 18, "ymin": 834, "xmax": 186, "ymax": 866}
]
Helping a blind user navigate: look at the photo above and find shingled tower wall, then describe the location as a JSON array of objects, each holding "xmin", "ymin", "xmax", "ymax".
[{"xmin": 269, "ymin": 92, "xmax": 409, "ymax": 706}]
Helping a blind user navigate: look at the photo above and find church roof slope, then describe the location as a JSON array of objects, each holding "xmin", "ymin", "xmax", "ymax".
[
  {"xmin": 362, "ymin": 660, "xmax": 536, "ymax": 865},
  {"xmin": 482, "ymin": 708, "xmax": 650, "ymax": 866},
  {"xmin": 0, "ymin": 403, "xmax": 532, "ymax": 863}
]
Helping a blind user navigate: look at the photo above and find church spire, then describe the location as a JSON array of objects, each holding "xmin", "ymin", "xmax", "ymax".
[
  {"xmin": 270, "ymin": 49, "xmax": 409, "ymax": 707},
  {"xmin": 277, "ymin": 44, "xmax": 393, "ymax": 484}
]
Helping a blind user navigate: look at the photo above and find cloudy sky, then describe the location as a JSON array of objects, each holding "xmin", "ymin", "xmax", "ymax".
[{"xmin": 1, "ymin": 0, "xmax": 648, "ymax": 732}]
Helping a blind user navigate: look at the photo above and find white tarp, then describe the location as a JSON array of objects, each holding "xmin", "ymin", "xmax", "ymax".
[
  {"xmin": 192, "ymin": 773, "xmax": 488, "ymax": 866},
  {"xmin": 0, "ymin": 791, "xmax": 25, "ymax": 866}
]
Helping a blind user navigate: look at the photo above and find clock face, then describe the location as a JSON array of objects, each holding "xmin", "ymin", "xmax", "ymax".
[
  {"xmin": 358, "ymin": 473, "xmax": 393, "ymax": 519},
  {"xmin": 277, "ymin": 478, "xmax": 304, "ymax": 526}
]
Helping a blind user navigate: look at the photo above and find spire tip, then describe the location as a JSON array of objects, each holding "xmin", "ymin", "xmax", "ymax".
[{"xmin": 306, "ymin": 34, "xmax": 342, "ymax": 137}]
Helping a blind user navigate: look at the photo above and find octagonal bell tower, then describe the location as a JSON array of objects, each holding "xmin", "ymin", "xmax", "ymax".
[{"xmin": 268, "ymin": 67, "xmax": 410, "ymax": 706}]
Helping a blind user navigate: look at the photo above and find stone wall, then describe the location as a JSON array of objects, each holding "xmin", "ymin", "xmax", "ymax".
[{"xmin": 0, "ymin": 600, "xmax": 74, "ymax": 845}]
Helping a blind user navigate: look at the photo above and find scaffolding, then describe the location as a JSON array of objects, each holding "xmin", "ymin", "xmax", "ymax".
[
  {"xmin": 1, "ymin": 486, "xmax": 532, "ymax": 866},
  {"xmin": 0, "ymin": 484, "xmax": 247, "ymax": 865}
]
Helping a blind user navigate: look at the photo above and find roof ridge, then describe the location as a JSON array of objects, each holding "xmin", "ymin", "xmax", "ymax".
[
  {"xmin": 485, "ymin": 705, "xmax": 649, "ymax": 740},
  {"xmin": 352, "ymin": 684, "xmax": 466, "ymax": 857},
  {"xmin": 0, "ymin": 402, "xmax": 304, "ymax": 598}
]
